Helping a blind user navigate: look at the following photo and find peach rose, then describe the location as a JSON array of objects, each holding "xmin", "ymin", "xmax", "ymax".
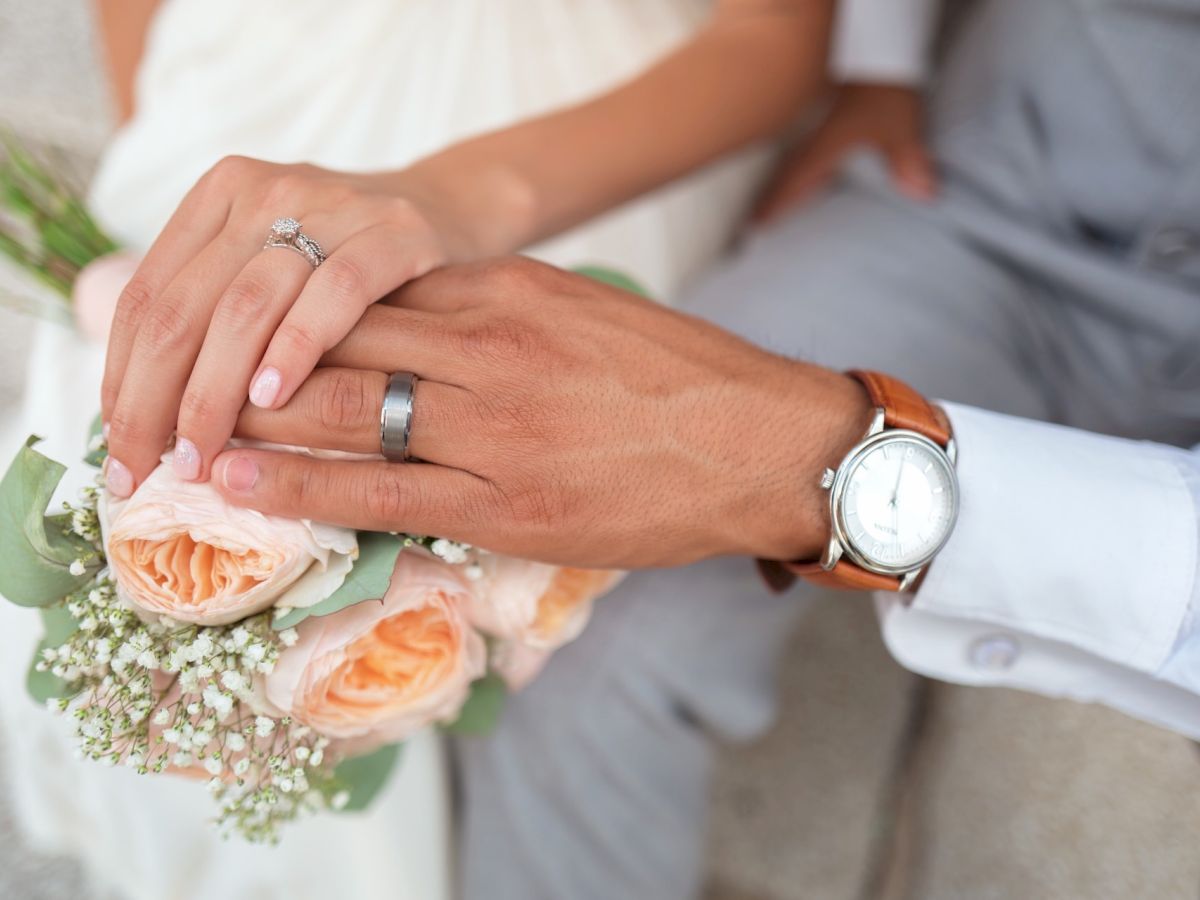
[
  {"xmin": 264, "ymin": 553, "xmax": 486, "ymax": 745},
  {"xmin": 101, "ymin": 460, "xmax": 357, "ymax": 626},
  {"xmin": 72, "ymin": 251, "xmax": 141, "ymax": 343},
  {"xmin": 466, "ymin": 558, "xmax": 623, "ymax": 651}
]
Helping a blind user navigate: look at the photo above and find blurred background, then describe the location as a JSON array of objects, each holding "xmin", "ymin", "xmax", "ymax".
[{"xmin": 2, "ymin": 4, "xmax": 1200, "ymax": 899}]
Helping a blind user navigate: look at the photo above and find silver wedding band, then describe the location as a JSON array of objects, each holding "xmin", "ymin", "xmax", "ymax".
[
  {"xmin": 380, "ymin": 372, "xmax": 418, "ymax": 462},
  {"xmin": 264, "ymin": 216, "xmax": 326, "ymax": 268}
]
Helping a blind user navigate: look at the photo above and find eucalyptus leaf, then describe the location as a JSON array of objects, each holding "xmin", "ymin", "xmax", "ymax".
[
  {"xmin": 572, "ymin": 265, "xmax": 650, "ymax": 298},
  {"xmin": 272, "ymin": 532, "xmax": 404, "ymax": 630},
  {"xmin": 441, "ymin": 674, "xmax": 507, "ymax": 736},
  {"xmin": 329, "ymin": 743, "xmax": 403, "ymax": 812},
  {"xmin": 0, "ymin": 437, "xmax": 95, "ymax": 607},
  {"xmin": 83, "ymin": 412, "xmax": 106, "ymax": 468},
  {"xmin": 26, "ymin": 604, "xmax": 80, "ymax": 703}
]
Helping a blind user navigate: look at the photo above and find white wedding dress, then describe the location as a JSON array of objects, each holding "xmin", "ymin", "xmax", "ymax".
[{"xmin": 0, "ymin": 2, "xmax": 767, "ymax": 898}]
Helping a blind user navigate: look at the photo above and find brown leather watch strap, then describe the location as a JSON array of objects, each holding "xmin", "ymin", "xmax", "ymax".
[
  {"xmin": 758, "ymin": 558, "xmax": 903, "ymax": 592},
  {"xmin": 759, "ymin": 370, "xmax": 950, "ymax": 594},
  {"xmin": 848, "ymin": 369, "xmax": 951, "ymax": 446}
]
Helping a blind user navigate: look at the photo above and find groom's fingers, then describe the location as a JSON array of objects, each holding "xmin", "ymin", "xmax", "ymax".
[
  {"xmin": 319, "ymin": 305, "xmax": 467, "ymax": 380},
  {"xmin": 233, "ymin": 367, "xmax": 480, "ymax": 468},
  {"xmin": 211, "ymin": 449, "xmax": 494, "ymax": 540}
]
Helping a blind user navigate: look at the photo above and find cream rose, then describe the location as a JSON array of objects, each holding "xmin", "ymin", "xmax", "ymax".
[
  {"xmin": 264, "ymin": 553, "xmax": 486, "ymax": 745},
  {"xmin": 101, "ymin": 460, "xmax": 357, "ymax": 626},
  {"xmin": 466, "ymin": 557, "xmax": 623, "ymax": 651}
]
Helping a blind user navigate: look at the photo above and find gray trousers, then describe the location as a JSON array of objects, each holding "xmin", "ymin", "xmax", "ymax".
[{"xmin": 455, "ymin": 1, "xmax": 1200, "ymax": 897}]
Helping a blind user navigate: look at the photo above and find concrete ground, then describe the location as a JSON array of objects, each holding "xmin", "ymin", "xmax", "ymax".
[{"xmin": 3, "ymin": 4, "xmax": 1200, "ymax": 899}]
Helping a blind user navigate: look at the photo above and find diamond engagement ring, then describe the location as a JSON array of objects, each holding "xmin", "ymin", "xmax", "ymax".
[
  {"xmin": 264, "ymin": 217, "xmax": 327, "ymax": 268},
  {"xmin": 380, "ymin": 372, "xmax": 418, "ymax": 462}
]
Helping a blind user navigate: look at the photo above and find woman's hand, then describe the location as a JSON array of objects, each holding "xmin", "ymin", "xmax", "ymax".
[
  {"xmin": 215, "ymin": 257, "xmax": 871, "ymax": 569},
  {"xmin": 101, "ymin": 157, "xmax": 448, "ymax": 496},
  {"xmin": 753, "ymin": 82, "xmax": 936, "ymax": 225}
]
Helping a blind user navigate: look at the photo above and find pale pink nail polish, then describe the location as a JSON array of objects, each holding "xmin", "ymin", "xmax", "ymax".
[
  {"xmin": 223, "ymin": 457, "xmax": 259, "ymax": 493},
  {"xmin": 173, "ymin": 437, "xmax": 201, "ymax": 481},
  {"xmin": 106, "ymin": 457, "xmax": 134, "ymax": 498},
  {"xmin": 249, "ymin": 367, "xmax": 282, "ymax": 408},
  {"xmin": 102, "ymin": 422, "xmax": 111, "ymax": 441}
]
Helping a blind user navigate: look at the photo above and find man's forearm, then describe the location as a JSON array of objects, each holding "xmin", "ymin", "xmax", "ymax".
[{"xmin": 390, "ymin": 0, "xmax": 835, "ymax": 260}]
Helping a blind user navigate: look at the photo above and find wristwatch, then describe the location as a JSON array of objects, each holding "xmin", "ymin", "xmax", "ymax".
[{"xmin": 760, "ymin": 370, "xmax": 959, "ymax": 593}]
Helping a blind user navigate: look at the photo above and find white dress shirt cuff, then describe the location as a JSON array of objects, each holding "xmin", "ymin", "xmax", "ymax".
[
  {"xmin": 830, "ymin": 0, "xmax": 940, "ymax": 84},
  {"xmin": 879, "ymin": 402, "xmax": 1198, "ymax": 680}
]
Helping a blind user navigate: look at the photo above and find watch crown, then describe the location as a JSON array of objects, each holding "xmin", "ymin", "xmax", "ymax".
[{"xmin": 819, "ymin": 467, "xmax": 836, "ymax": 490}]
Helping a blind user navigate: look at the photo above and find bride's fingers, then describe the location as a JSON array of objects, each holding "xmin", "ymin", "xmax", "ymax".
[
  {"xmin": 104, "ymin": 233, "xmax": 256, "ymax": 495},
  {"xmin": 250, "ymin": 224, "xmax": 442, "ymax": 413},
  {"xmin": 101, "ymin": 170, "xmax": 235, "ymax": 425},
  {"xmin": 233, "ymin": 367, "xmax": 481, "ymax": 469},
  {"xmin": 172, "ymin": 249, "xmax": 315, "ymax": 482}
]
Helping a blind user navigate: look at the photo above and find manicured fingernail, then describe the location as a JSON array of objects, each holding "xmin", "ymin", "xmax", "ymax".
[
  {"xmin": 173, "ymin": 437, "xmax": 201, "ymax": 481},
  {"xmin": 249, "ymin": 367, "xmax": 282, "ymax": 408},
  {"xmin": 102, "ymin": 422, "xmax": 111, "ymax": 440},
  {"xmin": 106, "ymin": 457, "xmax": 134, "ymax": 497},
  {"xmin": 223, "ymin": 456, "xmax": 259, "ymax": 493}
]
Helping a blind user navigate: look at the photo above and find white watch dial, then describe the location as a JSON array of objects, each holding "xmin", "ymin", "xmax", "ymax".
[{"xmin": 837, "ymin": 434, "xmax": 957, "ymax": 571}]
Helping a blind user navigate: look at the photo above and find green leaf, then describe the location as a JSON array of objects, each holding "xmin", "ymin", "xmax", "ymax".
[
  {"xmin": 571, "ymin": 265, "xmax": 650, "ymax": 298},
  {"xmin": 329, "ymin": 743, "xmax": 403, "ymax": 812},
  {"xmin": 272, "ymin": 532, "xmax": 404, "ymax": 630},
  {"xmin": 26, "ymin": 604, "xmax": 80, "ymax": 703},
  {"xmin": 0, "ymin": 437, "xmax": 95, "ymax": 607},
  {"xmin": 441, "ymin": 674, "xmax": 507, "ymax": 736},
  {"xmin": 83, "ymin": 412, "xmax": 107, "ymax": 468}
]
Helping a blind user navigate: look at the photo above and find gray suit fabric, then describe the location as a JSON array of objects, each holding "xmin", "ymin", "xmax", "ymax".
[{"xmin": 455, "ymin": 1, "xmax": 1200, "ymax": 897}]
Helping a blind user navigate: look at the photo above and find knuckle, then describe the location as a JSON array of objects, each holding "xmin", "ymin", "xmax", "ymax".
[
  {"xmin": 205, "ymin": 155, "xmax": 257, "ymax": 190},
  {"xmin": 286, "ymin": 461, "xmax": 323, "ymax": 511},
  {"xmin": 381, "ymin": 195, "xmax": 420, "ymax": 226},
  {"xmin": 470, "ymin": 256, "xmax": 535, "ymax": 294},
  {"xmin": 478, "ymin": 392, "xmax": 549, "ymax": 445},
  {"xmin": 315, "ymin": 370, "xmax": 374, "ymax": 434},
  {"xmin": 275, "ymin": 318, "xmax": 325, "ymax": 360},
  {"xmin": 216, "ymin": 273, "xmax": 276, "ymax": 327},
  {"xmin": 457, "ymin": 314, "xmax": 537, "ymax": 365},
  {"xmin": 503, "ymin": 479, "xmax": 564, "ymax": 532},
  {"xmin": 106, "ymin": 408, "xmax": 152, "ymax": 451},
  {"xmin": 177, "ymin": 389, "xmax": 222, "ymax": 429},
  {"xmin": 318, "ymin": 255, "xmax": 368, "ymax": 303},
  {"xmin": 264, "ymin": 171, "xmax": 307, "ymax": 205},
  {"xmin": 112, "ymin": 277, "xmax": 156, "ymax": 333},
  {"xmin": 362, "ymin": 469, "xmax": 414, "ymax": 525},
  {"xmin": 137, "ymin": 300, "xmax": 192, "ymax": 354}
]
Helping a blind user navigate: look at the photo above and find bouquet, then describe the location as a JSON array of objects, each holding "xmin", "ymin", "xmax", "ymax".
[
  {"xmin": 0, "ymin": 143, "xmax": 633, "ymax": 842},
  {"xmin": 0, "ymin": 136, "xmax": 118, "ymax": 327},
  {"xmin": 0, "ymin": 430, "xmax": 620, "ymax": 842}
]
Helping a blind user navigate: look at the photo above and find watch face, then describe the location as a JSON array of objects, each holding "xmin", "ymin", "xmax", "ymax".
[{"xmin": 834, "ymin": 433, "xmax": 958, "ymax": 573}]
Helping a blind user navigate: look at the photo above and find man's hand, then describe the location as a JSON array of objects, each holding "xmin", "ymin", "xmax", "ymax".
[
  {"xmin": 753, "ymin": 82, "xmax": 936, "ymax": 225},
  {"xmin": 214, "ymin": 258, "xmax": 871, "ymax": 568}
]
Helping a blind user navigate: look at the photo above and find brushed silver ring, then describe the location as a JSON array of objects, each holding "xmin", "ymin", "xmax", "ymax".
[
  {"xmin": 380, "ymin": 372, "xmax": 418, "ymax": 462},
  {"xmin": 263, "ymin": 216, "xmax": 326, "ymax": 268}
]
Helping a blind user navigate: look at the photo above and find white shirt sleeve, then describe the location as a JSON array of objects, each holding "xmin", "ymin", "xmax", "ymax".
[
  {"xmin": 876, "ymin": 402, "xmax": 1200, "ymax": 738},
  {"xmin": 830, "ymin": 0, "xmax": 941, "ymax": 84}
]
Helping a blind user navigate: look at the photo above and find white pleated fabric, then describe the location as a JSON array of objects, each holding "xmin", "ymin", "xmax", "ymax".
[{"xmin": 0, "ymin": 2, "xmax": 768, "ymax": 900}]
